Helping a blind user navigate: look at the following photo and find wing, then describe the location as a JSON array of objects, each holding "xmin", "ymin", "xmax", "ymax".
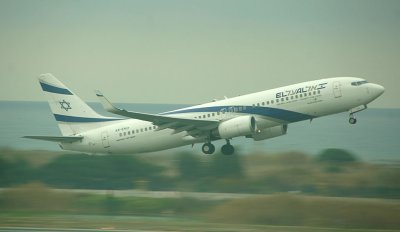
[
  {"xmin": 95, "ymin": 91, "xmax": 219, "ymax": 136},
  {"xmin": 23, "ymin": 135, "xmax": 83, "ymax": 143}
]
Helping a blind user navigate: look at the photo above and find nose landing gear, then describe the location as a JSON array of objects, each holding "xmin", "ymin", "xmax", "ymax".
[
  {"xmin": 348, "ymin": 105, "xmax": 367, "ymax": 125},
  {"xmin": 349, "ymin": 114, "xmax": 357, "ymax": 124}
]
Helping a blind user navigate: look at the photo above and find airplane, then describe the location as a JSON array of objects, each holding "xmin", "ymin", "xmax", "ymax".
[{"xmin": 24, "ymin": 74, "xmax": 384, "ymax": 155}]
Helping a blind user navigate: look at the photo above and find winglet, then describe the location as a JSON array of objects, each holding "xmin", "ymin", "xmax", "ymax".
[{"xmin": 95, "ymin": 90, "xmax": 121, "ymax": 113}]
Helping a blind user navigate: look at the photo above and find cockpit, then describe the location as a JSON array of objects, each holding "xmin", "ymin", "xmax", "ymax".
[{"xmin": 351, "ymin": 80, "xmax": 368, "ymax": 86}]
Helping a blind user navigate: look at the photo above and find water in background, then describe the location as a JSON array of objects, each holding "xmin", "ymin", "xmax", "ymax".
[{"xmin": 0, "ymin": 101, "xmax": 399, "ymax": 162}]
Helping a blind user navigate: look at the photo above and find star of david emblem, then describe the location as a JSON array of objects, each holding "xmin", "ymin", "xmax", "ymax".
[{"xmin": 59, "ymin": 100, "xmax": 72, "ymax": 111}]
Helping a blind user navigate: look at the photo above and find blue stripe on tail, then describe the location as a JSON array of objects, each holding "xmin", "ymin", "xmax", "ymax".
[{"xmin": 40, "ymin": 82, "xmax": 73, "ymax": 95}]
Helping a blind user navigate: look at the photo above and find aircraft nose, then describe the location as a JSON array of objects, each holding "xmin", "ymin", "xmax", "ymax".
[{"xmin": 370, "ymin": 83, "xmax": 385, "ymax": 98}]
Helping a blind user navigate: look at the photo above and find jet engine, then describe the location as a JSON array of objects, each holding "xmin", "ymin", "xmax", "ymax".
[
  {"xmin": 216, "ymin": 116, "xmax": 257, "ymax": 139},
  {"xmin": 249, "ymin": 124, "xmax": 288, "ymax": 141}
]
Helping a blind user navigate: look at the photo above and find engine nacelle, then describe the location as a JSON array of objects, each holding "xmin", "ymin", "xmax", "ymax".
[
  {"xmin": 249, "ymin": 124, "xmax": 288, "ymax": 141},
  {"xmin": 216, "ymin": 116, "xmax": 257, "ymax": 139}
]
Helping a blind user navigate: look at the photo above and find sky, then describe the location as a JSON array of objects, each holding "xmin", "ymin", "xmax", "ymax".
[{"xmin": 0, "ymin": 0, "xmax": 399, "ymax": 108}]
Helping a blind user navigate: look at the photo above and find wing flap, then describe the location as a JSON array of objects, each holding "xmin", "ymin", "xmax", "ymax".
[{"xmin": 23, "ymin": 136, "xmax": 83, "ymax": 143}]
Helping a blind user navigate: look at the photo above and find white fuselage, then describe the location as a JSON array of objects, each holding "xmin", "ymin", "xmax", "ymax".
[{"xmin": 61, "ymin": 77, "xmax": 384, "ymax": 154}]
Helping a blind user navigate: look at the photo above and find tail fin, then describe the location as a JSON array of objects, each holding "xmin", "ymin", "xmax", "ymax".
[{"xmin": 39, "ymin": 74, "xmax": 122, "ymax": 135}]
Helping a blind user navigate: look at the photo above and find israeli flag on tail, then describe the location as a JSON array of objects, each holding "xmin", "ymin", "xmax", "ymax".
[{"xmin": 38, "ymin": 73, "xmax": 122, "ymax": 136}]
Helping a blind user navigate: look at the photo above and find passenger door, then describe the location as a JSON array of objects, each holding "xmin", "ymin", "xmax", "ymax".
[{"xmin": 333, "ymin": 81, "xmax": 342, "ymax": 98}]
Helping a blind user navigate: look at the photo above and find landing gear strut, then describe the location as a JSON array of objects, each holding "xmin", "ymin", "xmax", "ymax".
[
  {"xmin": 202, "ymin": 143, "xmax": 215, "ymax": 154},
  {"xmin": 349, "ymin": 114, "xmax": 357, "ymax": 124},
  {"xmin": 348, "ymin": 105, "xmax": 367, "ymax": 125},
  {"xmin": 221, "ymin": 139, "xmax": 235, "ymax": 155}
]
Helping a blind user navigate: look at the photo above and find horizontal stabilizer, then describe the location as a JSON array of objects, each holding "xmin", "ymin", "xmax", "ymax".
[{"xmin": 23, "ymin": 135, "xmax": 83, "ymax": 143}]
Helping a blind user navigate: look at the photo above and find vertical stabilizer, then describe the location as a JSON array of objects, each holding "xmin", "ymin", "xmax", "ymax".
[{"xmin": 38, "ymin": 73, "xmax": 122, "ymax": 135}]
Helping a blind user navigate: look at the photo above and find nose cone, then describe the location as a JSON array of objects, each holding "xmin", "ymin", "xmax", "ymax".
[
  {"xmin": 369, "ymin": 83, "xmax": 385, "ymax": 99},
  {"xmin": 373, "ymin": 84, "xmax": 385, "ymax": 96}
]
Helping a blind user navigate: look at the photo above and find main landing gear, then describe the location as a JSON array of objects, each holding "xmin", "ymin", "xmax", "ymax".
[
  {"xmin": 202, "ymin": 143, "xmax": 215, "ymax": 154},
  {"xmin": 201, "ymin": 139, "xmax": 235, "ymax": 155},
  {"xmin": 221, "ymin": 139, "xmax": 234, "ymax": 155}
]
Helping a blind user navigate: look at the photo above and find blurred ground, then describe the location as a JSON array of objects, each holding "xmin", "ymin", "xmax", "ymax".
[
  {"xmin": 1, "ymin": 149, "xmax": 400, "ymax": 231},
  {"xmin": 1, "ymin": 215, "xmax": 400, "ymax": 232}
]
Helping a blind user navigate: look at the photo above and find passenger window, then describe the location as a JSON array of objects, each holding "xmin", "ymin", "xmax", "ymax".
[
  {"xmin": 124, "ymin": 132, "xmax": 126, "ymax": 136},
  {"xmin": 271, "ymin": 100, "xmax": 274, "ymax": 104},
  {"xmin": 286, "ymin": 97, "xmax": 289, "ymax": 100},
  {"xmin": 136, "ymin": 129, "xmax": 139, "ymax": 133},
  {"xmin": 145, "ymin": 128, "xmax": 148, "ymax": 131},
  {"xmin": 128, "ymin": 131, "xmax": 130, "ymax": 135},
  {"xmin": 276, "ymin": 99, "xmax": 279, "ymax": 103},
  {"xmin": 119, "ymin": 133, "xmax": 122, "ymax": 137},
  {"xmin": 140, "ymin": 129, "xmax": 143, "ymax": 132},
  {"xmin": 207, "ymin": 114, "xmax": 210, "ymax": 117},
  {"xmin": 212, "ymin": 113, "xmax": 215, "ymax": 116},
  {"xmin": 257, "ymin": 103, "xmax": 260, "ymax": 106},
  {"xmin": 262, "ymin": 102, "xmax": 265, "ymax": 106},
  {"xmin": 217, "ymin": 112, "xmax": 220, "ymax": 115}
]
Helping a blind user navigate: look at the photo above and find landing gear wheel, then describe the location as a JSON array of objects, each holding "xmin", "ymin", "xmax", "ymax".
[
  {"xmin": 349, "ymin": 115, "xmax": 357, "ymax": 124},
  {"xmin": 221, "ymin": 144, "xmax": 235, "ymax": 155},
  {"xmin": 202, "ymin": 143, "xmax": 215, "ymax": 154},
  {"xmin": 349, "ymin": 118, "xmax": 357, "ymax": 124}
]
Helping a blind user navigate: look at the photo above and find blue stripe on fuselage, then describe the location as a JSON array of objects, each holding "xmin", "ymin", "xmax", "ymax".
[
  {"xmin": 244, "ymin": 107, "xmax": 312, "ymax": 122},
  {"xmin": 162, "ymin": 106, "xmax": 312, "ymax": 122},
  {"xmin": 40, "ymin": 82, "xmax": 73, "ymax": 95},
  {"xmin": 54, "ymin": 114, "xmax": 123, "ymax": 123}
]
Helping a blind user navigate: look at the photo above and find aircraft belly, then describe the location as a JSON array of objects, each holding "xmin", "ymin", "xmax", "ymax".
[{"xmin": 111, "ymin": 130, "xmax": 189, "ymax": 154}]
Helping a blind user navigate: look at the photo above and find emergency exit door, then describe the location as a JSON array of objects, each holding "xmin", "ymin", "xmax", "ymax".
[{"xmin": 101, "ymin": 131, "xmax": 110, "ymax": 148}]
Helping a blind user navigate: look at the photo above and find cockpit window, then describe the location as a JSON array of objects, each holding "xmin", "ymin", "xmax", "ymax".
[{"xmin": 351, "ymin": 80, "xmax": 368, "ymax": 86}]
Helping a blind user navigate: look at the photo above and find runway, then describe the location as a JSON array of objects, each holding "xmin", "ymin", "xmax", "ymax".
[
  {"xmin": 0, "ymin": 227, "xmax": 159, "ymax": 232},
  {"xmin": 0, "ymin": 188, "xmax": 260, "ymax": 200}
]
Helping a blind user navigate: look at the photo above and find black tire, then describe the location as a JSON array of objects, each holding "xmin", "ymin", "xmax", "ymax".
[
  {"xmin": 349, "ymin": 117, "xmax": 357, "ymax": 124},
  {"xmin": 202, "ymin": 143, "xmax": 215, "ymax": 154},
  {"xmin": 221, "ymin": 144, "xmax": 235, "ymax": 155}
]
